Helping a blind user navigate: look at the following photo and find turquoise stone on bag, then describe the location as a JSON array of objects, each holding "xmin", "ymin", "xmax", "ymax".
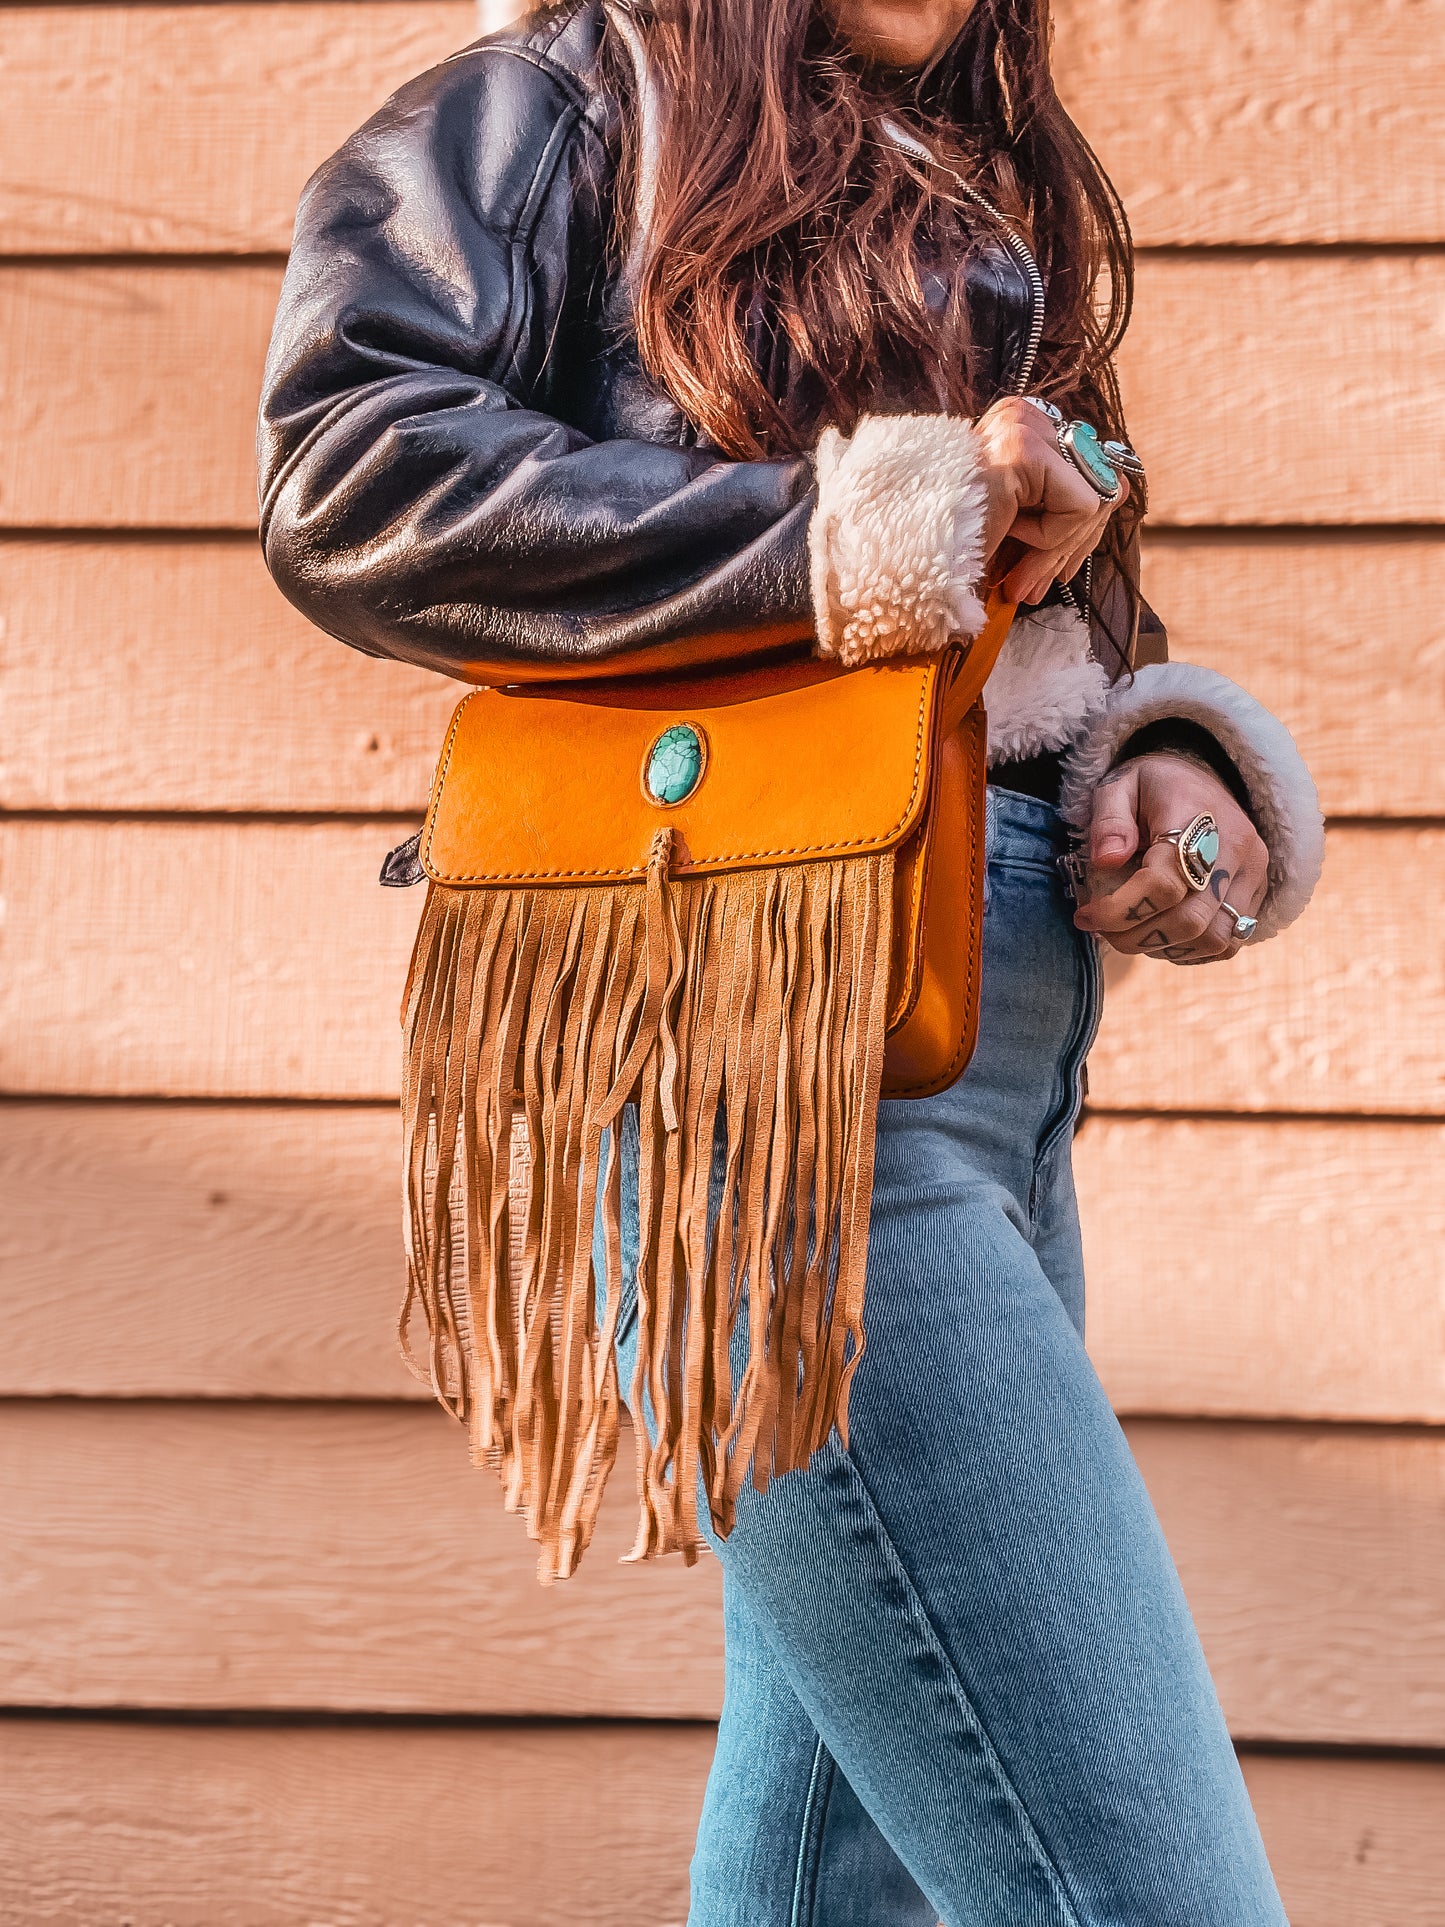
[{"xmin": 645, "ymin": 723, "xmax": 705, "ymax": 805}]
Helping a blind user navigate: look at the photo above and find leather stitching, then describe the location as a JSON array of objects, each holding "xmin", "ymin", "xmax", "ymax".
[
  {"xmin": 420, "ymin": 671, "xmax": 935, "ymax": 883},
  {"xmin": 885, "ymin": 707, "xmax": 985, "ymax": 1096},
  {"xmin": 883, "ymin": 707, "xmax": 947, "ymax": 1031}
]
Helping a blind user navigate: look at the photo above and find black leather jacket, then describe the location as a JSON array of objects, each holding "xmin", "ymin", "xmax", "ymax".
[{"xmin": 258, "ymin": 0, "xmax": 1147, "ymax": 685}]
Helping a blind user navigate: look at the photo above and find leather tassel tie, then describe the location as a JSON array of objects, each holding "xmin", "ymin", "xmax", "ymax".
[{"xmin": 398, "ymin": 839, "xmax": 895, "ymax": 1582}]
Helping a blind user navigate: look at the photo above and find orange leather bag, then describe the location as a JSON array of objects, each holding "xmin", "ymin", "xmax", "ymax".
[{"xmin": 399, "ymin": 594, "xmax": 1015, "ymax": 1579}]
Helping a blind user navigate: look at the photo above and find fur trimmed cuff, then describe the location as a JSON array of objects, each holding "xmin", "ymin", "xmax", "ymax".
[
  {"xmin": 809, "ymin": 413, "xmax": 989, "ymax": 666},
  {"xmin": 983, "ymin": 604, "xmax": 1109, "ymax": 762},
  {"xmin": 1058, "ymin": 662, "xmax": 1325, "ymax": 941}
]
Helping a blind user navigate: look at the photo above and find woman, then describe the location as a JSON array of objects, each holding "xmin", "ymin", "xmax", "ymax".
[{"xmin": 259, "ymin": 0, "xmax": 1322, "ymax": 1919}]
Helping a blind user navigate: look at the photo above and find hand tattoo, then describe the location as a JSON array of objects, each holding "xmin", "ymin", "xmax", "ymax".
[{"xmin": 1124, "ymin": 894, "xmax": 1161, "ymax": 924}]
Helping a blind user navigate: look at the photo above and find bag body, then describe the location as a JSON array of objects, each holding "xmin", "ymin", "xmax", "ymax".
[{"xmin": 399, "ymin": 602, "xmax": 1013, "ymax": 1579}]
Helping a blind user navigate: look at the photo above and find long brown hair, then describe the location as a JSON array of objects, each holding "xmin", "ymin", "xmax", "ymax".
[{"xmin": 604, "ymin": 0, "xmax": 1141, "ymax": 638}]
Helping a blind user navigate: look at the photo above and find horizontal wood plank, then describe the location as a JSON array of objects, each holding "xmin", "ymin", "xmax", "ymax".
[
  {"xmin": 3, "ymin": 1723, "xmax": 1440, "ymax": 1927},
  {"xmin": 1, "ymin": 1402, "xmax": 1441, "ymax": 1743},
  {"xmin": 5, "ymin": 533, "xmax": 1442, "ymax": 817},
  {"xmin": 5, "ymin": 1103, "xmax": 1443, "ymax": 1426},
  {"xmin": 3, "ymin": 2, "xmax": 1441, "ymax": 254},
  {"xmin": 0, "ymin": 3, "xmax": 477, "ymax": 256},
  {"xmin": 1087, "ymin": 824, "xmax": 1445, "ymax": 1116},
  {"xmin": 4, "ymin": 820, "xmax": 1440, "ymax": 1113},
  {"xmin": 0, "ymin": 538, "xmax": 460, "ymax": 813},
  {"xmin": 1140, "ymin": 532, "xmax": 1445, "ymax": 820},
  {"xmin": 1117, "ymin": 254, "xmax": 1445, "ymax": 527},
  {"xmin": 0, "ymin": 264, "xmax": 281, "ymax": 529},
  {"xmin": 1238, "ymin": 1752, "xmax": 1445, "ymax": 1927},
  {"xmin": 1052, "ymin": 0, "xmax": 1445, "ymax": 246},
  {"xmin": 1075, "ymin": 1117, "xmax": 1445, "ymax": 1424},
  {"xmin": 0, "ymin": 1102, "xmax": 418, "ymax": 1402},
  {"xmin": 0, "ymin": 1718, "xmax": 711, "ymax": 1927},
  {"xmin": 0, "ymin": 817, "xmax": 420, "ymax": 1100},
  {"xmin": 0, "ymin": 1402, "xmax": 726, "ymax": 1720},
  {"xmin": 1129, "ymin": 1420, "xmax": 1444, "ymax": 1745},
  {"xmin": 2, "ymin": 258, "xmax": 1441, "ymax": 529}
]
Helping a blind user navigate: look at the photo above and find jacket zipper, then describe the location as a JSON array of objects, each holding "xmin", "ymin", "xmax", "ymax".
[
  {"xmin": 880, "ymin": 117, "xmax": 1102, "ymax": 618},
  {"xmin": 879, "ymin": 116, "xmax": 1043, "ymax": 395}
]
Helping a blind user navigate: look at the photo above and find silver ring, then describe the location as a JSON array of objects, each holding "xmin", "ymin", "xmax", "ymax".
[
  {"xmin": 1220, "ymin": 901, "xmax": 1258, "ymax": 942},
  {"xmin": 1057, "ymin": 420, "xmax": 1123, "ymax": 501},
  {"xmin": 1102, "ymin": 438, "xmax": 1147, "ymax": 482},
  {"xmin": 1023, "ymin": 396, "xmax": 1064, "ymax": 423}
]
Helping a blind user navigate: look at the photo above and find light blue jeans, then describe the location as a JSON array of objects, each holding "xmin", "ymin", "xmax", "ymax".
[{"xmin": 603, "ymin": 788, "xmax": 1287, "ymax": 1927}]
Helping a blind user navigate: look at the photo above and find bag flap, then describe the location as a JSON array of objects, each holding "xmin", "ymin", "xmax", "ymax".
[{"xmin": 421, "ymin": 655, "xmax": 942, "ymax": 887}]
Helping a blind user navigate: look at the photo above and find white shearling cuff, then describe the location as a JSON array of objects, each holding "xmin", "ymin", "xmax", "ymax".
[
  {"xmin": 983, "ymin": 603, "xmax": 1109, "ymax": 762},
  {"xmin": 809, "ymin": 413, "xmax": 989, "ymax": 666},
  {"xmin": 1058, "ymin": 662, "xmax": 1325, "ymax": 941}
]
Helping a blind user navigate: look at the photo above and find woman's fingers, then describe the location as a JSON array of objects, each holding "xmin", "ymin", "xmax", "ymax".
[
  {"xmin": 1075, "ymin": 840, "xmax": 1192, "ymax": 944},
  {"xmin": 1201, "ymin": 841, "xmax": 1270, "ymax": 959},
  {"xmin": 1087, "ymin": 825, "xmax": 1269, "ymax": 962},
  {"xmin": 976, "ymin": 397, "xmax": 1127, "ymax": 597},
  {"xmin": 1077, "ymin": 750, "xmax": 1272, "ymax": 966}
]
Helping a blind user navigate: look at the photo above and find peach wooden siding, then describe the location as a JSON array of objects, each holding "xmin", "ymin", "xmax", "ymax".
[{"xmin": 1, "ymin": 1, "xmax": 1441, "ymax": 1922}]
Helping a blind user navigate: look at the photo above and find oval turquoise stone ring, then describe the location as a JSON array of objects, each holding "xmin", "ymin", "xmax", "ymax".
[
  {"xmin": 643, "ymin": 722, "xmax": 707, "ymax": 806},
  {"xmin": 1152, "ymin": 811, "xmax": 1222, "ymax": 892},
  {"xmin": 1058, "ymin": 419, "xmax": 1122, "ymax": 500}
]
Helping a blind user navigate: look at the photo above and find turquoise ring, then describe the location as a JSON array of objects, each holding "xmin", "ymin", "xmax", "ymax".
[
  {"xmin": 1058, "ymin": 419, "xmax": 1122, "ymax": 501},
  {"xmin": 1152, "ymin": 813, "xmax": 1221, "ymax": 892}
]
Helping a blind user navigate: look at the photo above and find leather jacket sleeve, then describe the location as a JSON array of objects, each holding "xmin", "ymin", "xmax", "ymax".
[{"xmin": 257, "ymin": 40, "xmax": 817, "ymax": 682}]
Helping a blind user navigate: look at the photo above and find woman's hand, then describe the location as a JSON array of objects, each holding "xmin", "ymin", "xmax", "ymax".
[
  {"xmin": 974, "ymin": 396, "xmax": 1127, "ymax": 605},
  {"xmin": 1073, "ymin": 751, "xmax": 1268, "ymax": 964}
]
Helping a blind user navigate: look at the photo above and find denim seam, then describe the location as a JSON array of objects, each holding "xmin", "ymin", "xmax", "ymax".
[
  {"xmin": 789, "ymin": 1735, "xmax": 833, "ymax": 1927},
  {"xmin": 832, "ymin": 1450, "xmax": 1087, "ymax": 1927},
  {"xmin": 1030, "ymin": 932, "xmax": 1102, "ymax": 1222}
]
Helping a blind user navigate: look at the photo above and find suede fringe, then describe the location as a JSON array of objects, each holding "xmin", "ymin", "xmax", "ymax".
[{"xmin": 398, "ymin": 829, "xmax": 895, "ymax": 1581}]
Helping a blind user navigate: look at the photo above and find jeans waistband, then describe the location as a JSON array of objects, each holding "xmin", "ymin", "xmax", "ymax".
[{"xmin": 985, "ymin": 783, "xmax": 1071, "ymax": 867}]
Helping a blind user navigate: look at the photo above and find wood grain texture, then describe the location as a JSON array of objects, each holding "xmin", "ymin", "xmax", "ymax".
[
  {"xmin": 4, "ymin": 820, "xmax": 1440, "ymax": 1113},
  {"xmin": 5, "ymin": 1103, "xmax": 1443, "ymax": 1425},
  {"xmin": 2, "ymin": 1722, "xmax": 1439, "ymax": 1927},
  {"xmin": 5, "ymin": 533, "xmax": 1443, "ymax": 817},
  {"xmin": 1237, "ymin": 1752, "xmax": 1445, "ymax": 1927},
  {"xmin": 2, "ymin": 258, "xmax": 1441, "ymax": 529},
  {"xmin": 0, "ymin": 1102, "xmax": 418, "ymax": 1401},
  {"xmin": 0, "ymin": 817, "xmax": 420, "ymax": 1100},
  {"xmin": 0, "ymin": 265, "xmax": 281, "ymax": 529},
  {"xmin": 0, "ymin": 1718, "xmax": 712, "ymax": 1927},
  {"xmin": 1118, "ymin": 255, "xmax": 1445, "ymax": 526},
  {"xmin": 1076, "ymin": 1117, "xmax": 1445, "ymax": 1425},
  {"xmin": 1140, "ymin": 532, "xmax": 1445, "ymax": 819},
  {"xmin": 1087, "ymin": 825, "xmax": 1445, "ymax": 1116},
  {"xmin": 0, "ymin": 3, "xmax": 476, "ymax": 255},
  {"xmin": 0, "ymin": 538, "xmax": 461, "ymax": 812},
  {"xmin": 1, "ymin": 1403, "xmax": 1441, "ymax": 1743},
  {"xmin": 2, "ymin": 2, "xmax": 1440, "ymax": 254},
  {"xmin": 1052, "ymin": 0, "xmax": 1445, "ymax": 246},
  {"xmin": 1128, "ymin": 1421, "xmax": 1444, "ymax": 1745},
  {"xmin": 0, "ymin": 1402, "xmax": 727, "ymax": 1720}
]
